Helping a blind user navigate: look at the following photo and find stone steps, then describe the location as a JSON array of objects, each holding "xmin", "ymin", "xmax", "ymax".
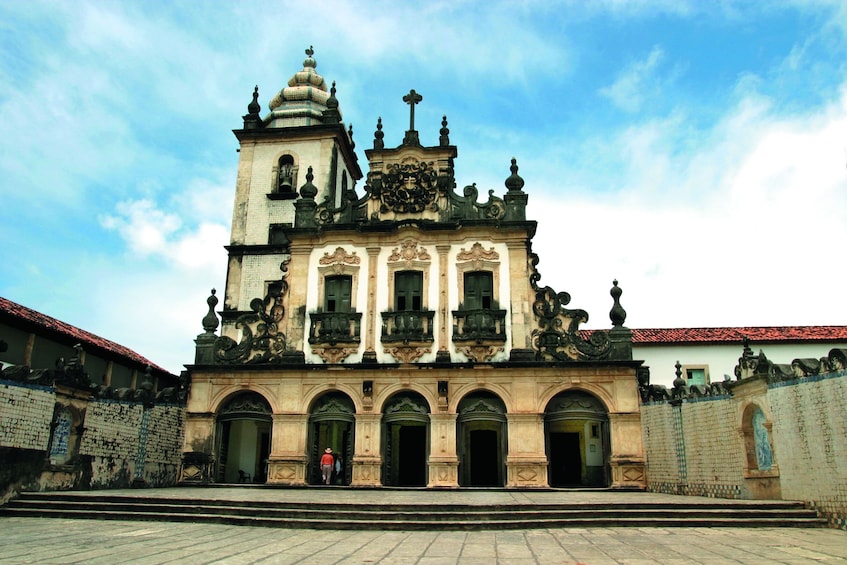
[{"xmin": 1, "ymin": 491, "xmax": 827, "ymax": 530}]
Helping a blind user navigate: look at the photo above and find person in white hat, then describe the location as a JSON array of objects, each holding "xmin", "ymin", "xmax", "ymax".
[{"xmin": 320, "ymin": 447, "xmax": 334, "ymax": 485}]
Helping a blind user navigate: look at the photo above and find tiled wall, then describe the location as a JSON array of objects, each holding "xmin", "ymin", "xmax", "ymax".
[
  {"xmin": 0, "ymin": 382, "xmax": 54, "ymax": 451},
  {"xmin": 0, "ymin": 379, "xmax": 185, "ymax": 494},
  {"xmin": 642, "ymin": 370, "xmax": 847, "ymax": 529},
  {"xmin": 769, "ymin": 370, "xmax": 847, "ymax": 529}
]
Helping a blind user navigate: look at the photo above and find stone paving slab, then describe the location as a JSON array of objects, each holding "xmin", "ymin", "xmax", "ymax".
[{"xmin": 0, "ymin": 516, "xmax": 845, "ymax": 564}]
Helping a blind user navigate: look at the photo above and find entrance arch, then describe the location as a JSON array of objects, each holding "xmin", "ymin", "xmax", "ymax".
[
  {"xmin": 215, "ymin": 391, "xmax": 272, "ymax": 484},
  {"xmin": 545, "ymin": 390, "xmax": 609, "ymax": 487},
  {"xmin": 308, "ymin": 392, "xmax": 355, "ymax": 485},
  {"xmin": 457, "ymin": 391, "xmax": 507, "ymax": 487},
  {"xmin": 381, "ymin": 392, "xmax": 430, "ymax": 486}
]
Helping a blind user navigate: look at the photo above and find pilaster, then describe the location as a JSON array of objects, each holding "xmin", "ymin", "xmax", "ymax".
[
  {"xmin": 267, "ymin": 413, "xmax": 309, "ymax": 485},
  {"xmin": 362, "ymin": 246, "xmax": 381, "ymax": 362},
  {"xmin": 428, "ymin": 412, "xmax": 459, "ymax": 487},
  {"xmin": 352, "ymin": 413, "xmax": 382, "ymax": 486},
  {"xmin": 506, "ymin": 413, "xmax": 548, "ymax": 487},
  {"xmin": 435, "ymin": 244, "xmax": 451, "ymax": 362},
  {"xmin": 608, "ymin": 411, "xmax": 646, "ymax": 489}
]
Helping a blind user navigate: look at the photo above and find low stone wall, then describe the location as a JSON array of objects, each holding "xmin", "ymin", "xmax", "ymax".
[
  {"xmin": 0, "ymin": 378, "xmax": 185, "ymax": 502},
  {"xmin": 641, "ymin": 347, "xmax": 847, "ymax": 529}
]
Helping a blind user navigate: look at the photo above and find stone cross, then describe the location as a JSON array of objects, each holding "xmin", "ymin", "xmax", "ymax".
[{"xmin": 403, "ymin": 89, "xmax": 423, "ymax": 131}]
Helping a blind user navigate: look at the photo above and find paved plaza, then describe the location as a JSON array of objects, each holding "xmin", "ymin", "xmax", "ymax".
[{"xmin": 1, "ymin": 488, "xmax": 845, "ymax": 564}]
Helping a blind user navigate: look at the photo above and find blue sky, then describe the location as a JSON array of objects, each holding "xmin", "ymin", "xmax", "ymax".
[{"xmin": 2, "ymin": 1, "xmax": 846, "ymax": 374}]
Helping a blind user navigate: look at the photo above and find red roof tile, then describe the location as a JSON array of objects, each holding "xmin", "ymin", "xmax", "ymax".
[
  {"xmin": 629, "ymin": 326, "xmax": 847, "ymax": 345},
  {"xmin": 0, "ymin": 296, "xmax": 173, "ymax": 376}
]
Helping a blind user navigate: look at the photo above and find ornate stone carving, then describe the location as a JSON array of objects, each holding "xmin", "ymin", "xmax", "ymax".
[
  {"xmin": 384, "ymin": 345, "xmax": 430, "ymax": 363},
  {"xmin": 448, "ymin": 184, "xmax": 506, "ymax": 220},
  {"xmin": 215, "ymin": 264, "xmax": 289, "ymax": 364},
  {"xmin": 219, "ymin": 392, "xmax": 272, "ymax": 418},
  {"xmin": 528, "ymin": 254, "xmax": 616, "ymax": 361},
  {"xmin": 516, "ymin": 467, "xmax": 538, "ymax": 481},
  {"xmin": 378, "ymin": 160, "xmax": 440, "ymax": 213},
  {"xmin": 385, "ymin": 395, "xmax": 429, "ymax": 416},
  {"xmin": 621, "ymin": 465, "xmax": 645, "ymax": 483},
  {"xmin": 319, "ymin": 247, "xmax": 360, "ymax": 266},
  {"xmin": 388, "ymin": 239, "xmax": 431, "ymax": 266},
  {"xmin": 456, "ymin": 242, "xmax": 499, "ymax": 266},
  {"xmin": 458, "ymin": 344, "xmax": 504, "ymax": 363},
  {"xmin": 311, "ymin": 345, "xmax": 358, "ymax": 364},
  {"xmin": 273, "ymin": 465, "xmax": 297, "ymax": 480}
]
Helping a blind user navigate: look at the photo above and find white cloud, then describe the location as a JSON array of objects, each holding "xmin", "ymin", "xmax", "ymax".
[
  {"xmin": 529, "ymin": 78, "xmax": 847, "ymax": 329},
  {"xmin": 599, "ymin": 45, "xmax": 666, "ymax": 113},
  {"xmin": 100, "ymin": 198, "xmax": 229, "ymax": 272},
  {"xmin": 100, "ymin": 200, "xmax": 182, "ymax": 256}
]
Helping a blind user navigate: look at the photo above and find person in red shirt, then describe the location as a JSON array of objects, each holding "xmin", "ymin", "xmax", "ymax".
[{"xmin": 320, "ymin": 447, "xmax": 334, "ymax": 485}]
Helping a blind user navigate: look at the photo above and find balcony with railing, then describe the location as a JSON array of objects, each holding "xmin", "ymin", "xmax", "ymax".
[
  {"xmin": 308, "ymin": 311, "xmax": 362, "ymax": 346},
  {"xmin": 452, "ymin": 308, "xmax": 507, "ymax": 343},
  {"xmin": 380, "ymin": 310, "xmax": 436, "ymax": 343}
]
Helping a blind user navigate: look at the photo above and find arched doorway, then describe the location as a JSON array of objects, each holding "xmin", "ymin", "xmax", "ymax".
[
  {"xmin": 545, "ymin": 390, "xmax": 609, "ymax": 487},
  {"xmin": 382, "ymin": 392, "xmax": 430, "ymax": 486},
  {"xmin": 215, "ymin": 392, "xmax": 272, "ymax": 484},
  {"xmin": 457, "ymin": 391, "xmax": 507, "ymax": 487},
  {"xmin": 308, "ymin": 392, "xmax": 355, "ymax": 485}
]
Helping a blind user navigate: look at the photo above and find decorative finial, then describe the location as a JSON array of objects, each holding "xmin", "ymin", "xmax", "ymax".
[
  {"xmin": 304, "ymin": 46, "xmax": 316, "ymax": 69},
  {"xmin": 326, "ymin": 81, "xmax": 338, "ymax": 109},
  {"xmin": 673, "ymin": 360, "xmax": 686, "ymax": 390},
  {"xmin": 373, "ymin": 116, "xmax": 385, "ymax": 150},
  {"xmin": 439, "ymin": 115, "xmax": 450, "ymax": 146},
  {"xmin": 140, "ymin": 365, "xmax": 154, "ymax": 393},
  {"xmin": 348, "ymin": 124, "xmax": 355, "ymax": 150},
  {"xmin": 247, "ymin": 85, "xmax": 260, "ymax": 115},
  {"xmin": 505, "ymin": 157, "xmax": 525, "ymax": 192},
  {"xmin": 300, "ymin": 166, "xmax": 317, "ymax": 200},
  {"xmin": 321, "ymin": 80, "xmax": 341, "ymax": 124},
  {"xmin": 202, "ymin": 289, "xmax": 219, "ymax": 334},
  {"xmin": 242, "ymin": 86, "xmax": 262, "ymax": 129},
  {"xmin": 609, "ymin": 279, "xmax": 627, "ymax": 327}
]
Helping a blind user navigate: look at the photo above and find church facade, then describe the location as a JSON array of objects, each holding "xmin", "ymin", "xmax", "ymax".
[{"xmin": 181, "ymin": 49, "xmax": 646, "ymax": 489}]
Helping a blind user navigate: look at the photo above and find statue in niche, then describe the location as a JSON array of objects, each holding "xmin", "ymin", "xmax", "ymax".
[{"xmin": 752, "ymin": 408, "xmax": 773, "ymax": 471}]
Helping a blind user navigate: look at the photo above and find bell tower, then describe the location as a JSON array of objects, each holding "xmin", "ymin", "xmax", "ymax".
[{"xmin": 223, "ymin": 47, "xmax": 363, "ymax": 349}]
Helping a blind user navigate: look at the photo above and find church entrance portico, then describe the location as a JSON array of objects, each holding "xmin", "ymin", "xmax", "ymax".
[
  {"xmin": 381, "ymin": 392, "xmax": 430, "ymax": 486},
  {"xmin": 308, "ymin": 392, "xmax": 355, "ymax": 485},
  {"xmin": 215, "ymin": 392, "xmax": 272, "ymax": 484},
  {"xmin": 545, "ymin": 390, "xmax": 609, "ymax": 488},
  {"xmin": 457, "ymin": 392, "xmax": 507, "ymax": 487}
]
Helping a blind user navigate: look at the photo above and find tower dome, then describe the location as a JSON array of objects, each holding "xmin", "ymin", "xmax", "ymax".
[{"xmin": 267, "ymin": 46, "xmax": 339, "ymax": 128}]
